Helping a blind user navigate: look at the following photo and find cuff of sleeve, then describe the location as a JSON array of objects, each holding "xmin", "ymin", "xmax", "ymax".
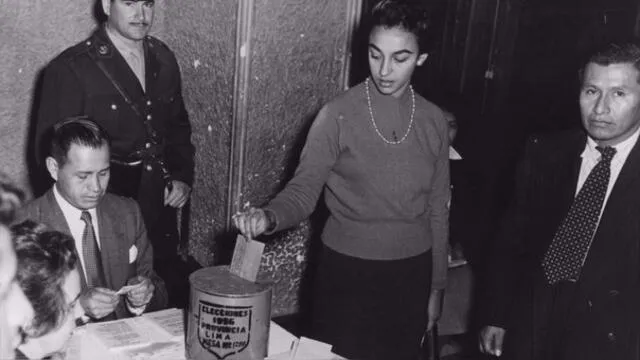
[
  {"xmin": 126, "ymin": 298, "xmax": 148, "ymax": 316},
  {"xmin": 263, "ymin": 208, "xmax": 278, "ymax": 235}
]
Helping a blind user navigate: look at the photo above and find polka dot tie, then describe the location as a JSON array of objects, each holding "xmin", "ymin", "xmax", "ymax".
[{"xmin": 542, "ymin": 146, "xmax": 616, "ymax": 285}]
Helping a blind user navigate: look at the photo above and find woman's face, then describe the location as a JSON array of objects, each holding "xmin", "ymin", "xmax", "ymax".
[
  {"xmin": 0, "ymin": 225, "xmax": 34, "ymax": 360},
  {"xmin": 18, "ymin": 268, "xmax": 82, "ymax": 359},
  {"xmin": 368, "ymin": 25, "xmax": 427, "ymax": 98}
]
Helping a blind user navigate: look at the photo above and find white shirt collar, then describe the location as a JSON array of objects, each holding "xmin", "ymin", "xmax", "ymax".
[
  {"xmin": 105, "ymin": 24, "xmax": 144, "ymax": 58},
  {"xmin": 582, "ymin": 127, "xmax": 640, "ymax": 161},
  {"xmin": 52, "ymin": 185, "xmax": 98, "ymax": 222}
]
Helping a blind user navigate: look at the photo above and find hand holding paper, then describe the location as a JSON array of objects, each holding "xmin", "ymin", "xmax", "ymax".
[
  {"xmin": 125, "ymin": 275, "xmax": 154, "ymax": 308},
  {"xmin": 232, "ymin": 207, "xmax": 269, "ymax": 239},
  {"xmin": 80, "ymin": 287, "xmax": 120, "ymax": 319}
]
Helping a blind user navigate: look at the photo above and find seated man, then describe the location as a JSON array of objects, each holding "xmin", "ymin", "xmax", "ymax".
[
  {"xmin": 0, "ymin": 174, "xmax": 34, "ymax": 359},
  {"xmin": 18, "ymin": 117, "xmax": 167, "ymax": 321},
  {"xmin": 12, "ymin": 221, "xmax": 84, "ymax": 359}
]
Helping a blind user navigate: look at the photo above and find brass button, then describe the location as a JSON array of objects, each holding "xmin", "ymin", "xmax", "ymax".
[
  {"xmin": 146, "ymin": 114, "xmax": 152, "ymax": 120},
  {"xmin": 111, "ymin": 104, "xmax": 117, "ymax": 110},
  {"xmin": 146, "ymin": 165, "xmax": 153, "ymax": 171},
  {"xmin": 146, "ymin": 100, "xmax": 152, "ymax": 106},
  {"xmin": 145, "ymin": 143, "xmax": 151, "ymax": 149},
  {"xmin": 608, "ymin": 332, "xmax": 616, "ymax": 341}
]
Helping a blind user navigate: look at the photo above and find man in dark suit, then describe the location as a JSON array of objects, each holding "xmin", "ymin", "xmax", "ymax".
[
  {"xmin": 479, "ymin": 42, "xmax": 640, "ymax": 359},
  {"xmin": 34, "ymin": 0, "xmax": 195, "ymax": 303},
  {"xmin": 20, "ymin": 118, "xmax": 167, "ymax": 321}
]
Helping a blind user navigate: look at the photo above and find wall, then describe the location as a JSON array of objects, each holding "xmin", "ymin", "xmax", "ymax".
[{"xmin": 0, "ymin": 0, "xmax": 359, "ymax": 316}]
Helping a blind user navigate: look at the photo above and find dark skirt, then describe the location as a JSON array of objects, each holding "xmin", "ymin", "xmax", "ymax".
[{"xmin": 310, "ymin": 245, "xmax": 432, "ymax": 360}]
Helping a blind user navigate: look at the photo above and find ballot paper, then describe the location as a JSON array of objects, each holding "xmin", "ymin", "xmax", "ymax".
[
  {"xmin": 115, "ymin": 284, "xmax": 139, "ymax": 295},
  {"xmin": 229, "ymin": 234, "xmax": 265, "ymax": 282}
]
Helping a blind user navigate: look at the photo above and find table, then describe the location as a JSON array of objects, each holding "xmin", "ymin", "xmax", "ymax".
[{"xmin": 66, "ymin": 308, "xmax": 344, "ymax": 360}]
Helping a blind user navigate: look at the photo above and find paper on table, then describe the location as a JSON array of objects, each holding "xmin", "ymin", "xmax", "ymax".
[
  {"xmin": 229, "ymin": 234, "xmax": 265, "ymax": 282},
  {"xmin": 267, "ymin": 321, "xmax": 298, "ymax": 356},
  {"xmin": 142, "ymin": 308, "xmax": 184, "ymax": 340}
]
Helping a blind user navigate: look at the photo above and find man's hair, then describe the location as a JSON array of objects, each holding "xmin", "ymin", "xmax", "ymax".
[
  {"xmin": 0, "ymin": 172, "xmax": 24, "ymax": 225},
  {"xmin": 50, "ymin": 116, "xmax": 110, "ymax": 166},
  {"xmin": 369, "ymin": 0, "xmax": 431, "ymax": 52},
  {"xmin": 12, "ymin": 221, "xmax": 78, "ymax": 338},
  {"xmin": 580, "ymin": 42, "xmax": 640, "ymax": 84}
]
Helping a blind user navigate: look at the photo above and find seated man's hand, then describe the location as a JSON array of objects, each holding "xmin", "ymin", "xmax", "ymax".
[
  {"xmin": 80, "ymin": 287, "xmax": 119, "ymax": 320},
  {"xmin": 479, "ymin": 325, "xmax": 506, "ymax": 357},
  {"xmin": 125, "ymin": 275, "xmax": 154, "ymax": 308}
]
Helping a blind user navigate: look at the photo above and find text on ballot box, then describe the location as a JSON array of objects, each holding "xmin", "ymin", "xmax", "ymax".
[{"xmin": 187, "ymin": 266, "xmax": 272, "ymax": 360}]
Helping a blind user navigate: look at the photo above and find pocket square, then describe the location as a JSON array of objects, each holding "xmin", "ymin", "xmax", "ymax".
[{"xmin": 128, "ymin": 245, "xmax": 138, "ymax": 263}]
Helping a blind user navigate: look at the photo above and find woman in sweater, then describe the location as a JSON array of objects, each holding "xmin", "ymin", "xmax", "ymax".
[{"xmin": 234, "ymin": 1, "xmax": 449, "ymax": 358}]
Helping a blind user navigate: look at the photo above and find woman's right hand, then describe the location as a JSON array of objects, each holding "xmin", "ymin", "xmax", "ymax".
[{"xmin": 232, "ymin": 207, "xmax": 269, "ymax": 239}]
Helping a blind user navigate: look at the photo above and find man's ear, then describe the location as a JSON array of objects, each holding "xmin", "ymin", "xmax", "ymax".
[
  {"xmin": 45, "ymin": 157, "xmax": 60, "ymax": 182},
  {"xmin": 416, "ymin": 53, "xmax": 429, "ymax": 67},
  {"xmin": 101, "ymin": 0, "xmax": 111, "ymax": 17}
]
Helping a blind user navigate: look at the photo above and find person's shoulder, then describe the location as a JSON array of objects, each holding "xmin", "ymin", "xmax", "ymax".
[
  {"xmin": 13, "ymin": 192, "xmax": 50, "ymax": 224},
  {"xmin": 100, "ymin": 193, "xmax": 140, "ymax": 213},
  {"xmin": 318, "ymin": 81, "xmax": 366, "ymax": 119},
  {"xmin": 414, "ymin": 92, "xmax": 445, "ymax": 117},
  {"xmin": 50, "ymin": 35, "xmax": 96, "ymax": 65},
  {"xmin": 146, "ymin": 35, "xmax": 178, "ymax": 62}
]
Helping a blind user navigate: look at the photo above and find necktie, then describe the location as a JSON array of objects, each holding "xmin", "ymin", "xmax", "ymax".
[
  {"xmin": 541, "ymin": 146, "xmax": 616, "ymax": 284},
  {"xmin": 81, "ymin": 211, "xmax": 106, "ymax": 288}
]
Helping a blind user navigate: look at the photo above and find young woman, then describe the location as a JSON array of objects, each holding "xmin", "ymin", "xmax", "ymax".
[{"xmin": 234, "ymin": 1, "xmax": 449, "ymax": 358}]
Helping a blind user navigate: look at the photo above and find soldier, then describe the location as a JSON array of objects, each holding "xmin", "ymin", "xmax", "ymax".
[{"xmin": 34, "ymin": 0, "xmax": 195, "ymax": 306}]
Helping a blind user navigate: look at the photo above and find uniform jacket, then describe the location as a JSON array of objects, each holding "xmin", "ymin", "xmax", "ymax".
[
  {"xmin": 35, "ymin": 26, "xmax": 195, "ymax": 188},
  {"xmin": 484, "ymin": 129, "xmax": 640, "ymax": 360},
  {"xmin": 15, "ymin": 189, "xmax": 168, "ymax": 319}
]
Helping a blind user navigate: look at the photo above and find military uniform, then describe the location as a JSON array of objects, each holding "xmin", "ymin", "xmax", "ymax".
[{"xmin": 35, "ymin": 26, "xmax": 195, "ymax": 262}]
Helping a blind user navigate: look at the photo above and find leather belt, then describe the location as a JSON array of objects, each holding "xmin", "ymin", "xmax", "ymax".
[{"xmin": 111, "ymin": 158, "xmax": 143, "ymax": 167}]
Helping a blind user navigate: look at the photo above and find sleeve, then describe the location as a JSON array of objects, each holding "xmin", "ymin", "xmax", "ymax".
[
  {"xmin": 264, "ymin": 104, "xmax": 341, "ymax": 232},
  {"xmin": 34, "ymin": 59, "xmax": 87, "ymax": 165},
  {"xmin": 482, "ymin": 136, "xmax": 538, "ymax": 328},
  {"xmin": 130, "ymin": 200, "xmax": 168, "ymax": 312},
  {"xmin": 164, "ymin": 58, "xmax": 195, "ymax": 186},
  {"xmin": 429, "ymin": 110, "xmax": 451, "ymax": 291}
]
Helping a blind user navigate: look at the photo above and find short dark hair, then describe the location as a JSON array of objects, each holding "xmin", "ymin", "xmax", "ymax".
[
  {"xmin": 580, "ymin": 42, "xmax": 640, "ymax": 84},
  {"xmin": 369, "ymin": 0, "xmax": 431, "ymax": 52},
  {"xmin": 12, "ymin": 221, "xmax": 78, "ymax": 338},
  {"xmin": 0, "ymin": 172, "xmax": 24, "ymax": 225},
  {"xmin": 50, "ymin": 116, "xmax": 110, "ymax": 166}
]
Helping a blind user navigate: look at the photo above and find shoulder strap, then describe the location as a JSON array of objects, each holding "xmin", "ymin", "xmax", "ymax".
[{"xmin": 87, "ymin": 50, "xmax": 143, "ymax": 118}]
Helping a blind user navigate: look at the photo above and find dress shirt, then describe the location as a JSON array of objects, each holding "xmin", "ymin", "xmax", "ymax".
[
  {"xmin": 106, "ymin": 25, "xmax": 146, "ymax": 91},
  {"xmin": 53, "ymin": 186, "xmax": 100, "ymax": 281},
  {"xmin": 577, "ymin": 127, "xmax": 640, "ymax": 219}
]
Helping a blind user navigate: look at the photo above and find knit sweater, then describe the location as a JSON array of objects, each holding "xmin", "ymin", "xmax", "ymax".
[{"xmin": 265, "ymin": 80, "xmax": 450, "ymax": 290}]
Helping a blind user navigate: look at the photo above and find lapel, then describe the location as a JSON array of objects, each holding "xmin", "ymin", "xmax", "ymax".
[
  {"xmin": 96, "ymin": 198, "xmax": 129, "ymax": 290},
  {"xmin": 540, "ymin": 132, "xmax": 586, "ymax": 251},
  {"xmin": 43, "ymin": 189, "xmax": 88, "ymax": 289},
  {"xmin": 92, "ymin": 27, "xmax": 146, "ymax": 98}
]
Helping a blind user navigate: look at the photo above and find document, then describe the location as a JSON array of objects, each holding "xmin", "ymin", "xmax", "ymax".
[
  {"xmin": 142, "ymin": 308, "xmax": 184, "ymax": 340},
  {"xmin": 229, "ymin": 234, "xmax": 265, "ymax": 282}
]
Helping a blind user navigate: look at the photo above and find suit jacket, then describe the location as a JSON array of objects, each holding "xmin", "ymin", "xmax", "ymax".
[
  {"xmin": 15, "ymin": 189, "xmax": 168, "ymax": 319},
  {"xmin": 484, "ymin": 129, "xmax": 640, "ymax": 360}
]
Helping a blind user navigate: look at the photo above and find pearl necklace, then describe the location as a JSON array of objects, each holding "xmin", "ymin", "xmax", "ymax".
[{"xmin": 365, "ymin": 77, "xmax": 415, "ymax": 145}]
